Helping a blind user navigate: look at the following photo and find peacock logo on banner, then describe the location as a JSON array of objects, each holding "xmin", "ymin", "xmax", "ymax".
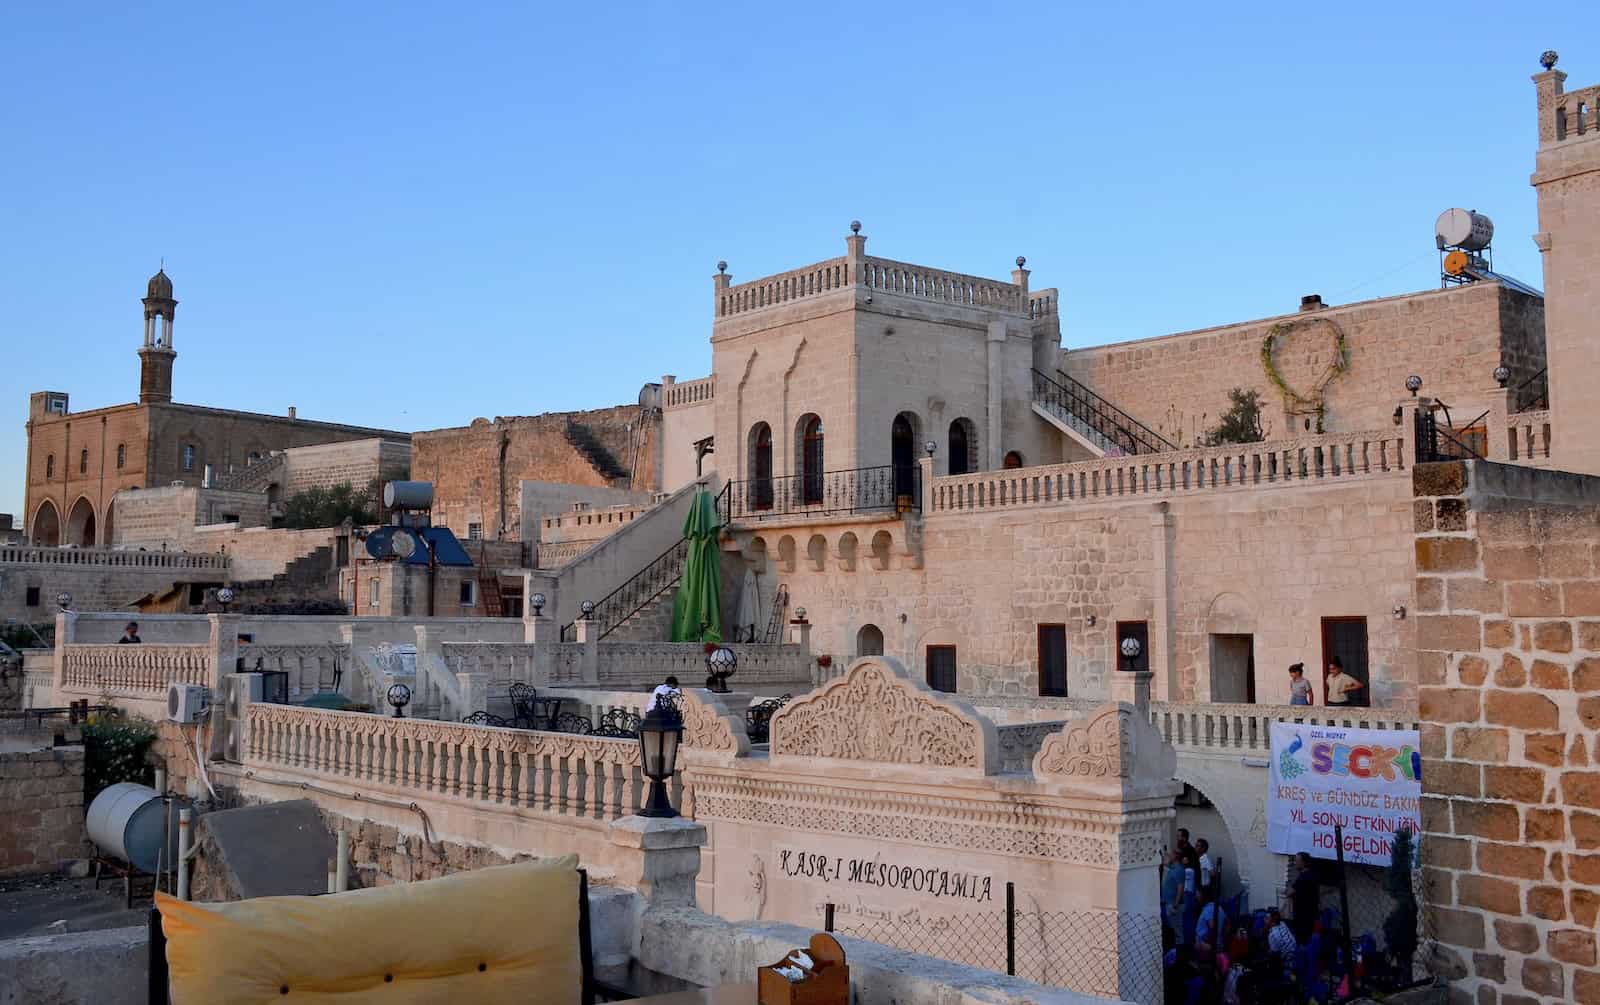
[{"xmin": 1267, "ymin": 721, "xmax": 1423, "ymax": 867}]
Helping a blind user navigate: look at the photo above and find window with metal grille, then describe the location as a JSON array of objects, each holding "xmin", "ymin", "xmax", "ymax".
[
  {"xmin": 1038, "ymin": 624, "xmax": 1068, "ymax": 696},
  {"xmin": 926, "ymin": 645, "xmax": 957, "ymax": 693}
]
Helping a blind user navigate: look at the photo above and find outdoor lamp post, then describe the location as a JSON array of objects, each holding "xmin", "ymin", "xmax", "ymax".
[
  {"xmin": 1406, "ymin": 375, "xmax": 1423, "ymax": 397},
  {"xmin": 1493, "ymin": 365, "xmax": 1511, "ymax": 388},
  {"xmin": 924, "ymin": 440, "xmax": 936, "ymax": 458},
  {"xmin": 530, "ymin": 592, "xmax": 545, "ymax": 616},
  {"xmin": 386, "ymin": 683, "xmax": 412, "ymax": 719},
  {"xmin": 216, "ymin": 587, "xmax": 235, "ymax": 613},
  {"xmin": 636, "ymin": 703, "xmax": 683, "ymax": 818},
  {"xmin": 706, "ymin": 645, "xmax": 737, "ymax": 694},
  {"xmin": 580, "ymin": 600, "xmax": 596, "ymax": 619},
  {"xmin": 55, "ymin": 592, "xmax": 73, "ymax": 612}
]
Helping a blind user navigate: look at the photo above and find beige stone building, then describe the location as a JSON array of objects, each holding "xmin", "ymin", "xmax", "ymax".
[{"xmin": 21, "ymin": 270, "xmax": 409, "ymax": 549}]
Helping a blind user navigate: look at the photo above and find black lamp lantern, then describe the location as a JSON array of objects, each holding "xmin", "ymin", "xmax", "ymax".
[
  {"xmin": 386, "ymin": 683, "xmax": 412, "ymax": 719},
  {"xmin": 580, "ymin": 599, "xmax": 596, "ymax": 619},
  {"xmin": 924, "ymin": 439, "xmax": 937, "ymax": 458},
  {"xmin": 55, "ymin": 591, "xmax": 73, "ymax": 612},
  {"xmin": 636, "ymin": 703, "xmax": 683, "ymax": 818},
  {"xmin": 706, "ymin": 645, "xmax": 737, "ymax": 694},
  {"xmin": 216, "ymin": 586, "xmax": 235, "ymax": 613},
  {"xmin": 1493, "ymin": 365, "xmax": 1511, "ymax": 388},
  {"xmin": 530, "ymin": 592, "xmax": 546, "ymax": 617},
  {"xmin": 1405, "ymin": 375, "xmax": 1423, "ymax": 397}
]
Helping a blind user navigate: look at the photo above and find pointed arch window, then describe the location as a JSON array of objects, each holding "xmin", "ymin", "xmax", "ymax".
[
  {"xmin": 116, "ymin": 444, "xmax": 126, "ymax": 469},
  {"xmin": 46, "ymin": 455, "xmax": 55, "ymax": 480},
  {"xmin": 79, "ymin": 449, "xmax": 89, "ymax": 475}
]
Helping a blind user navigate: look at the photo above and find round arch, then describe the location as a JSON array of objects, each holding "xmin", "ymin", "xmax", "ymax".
[
  {"xmin": 794, "ymin": 414, "xmax": 823, "ymax": 505},
  {"xmin": 30, "ymin": 499, "xmax": 61, "ymax": 547},
  {"xmin": 1003, "ymin": 450, "xmax": 1025, "ymax": 469},
  {"xmin": 948, "ymin": 418, "xmax": 978, "ymax": 476},
  {"xmin": 65, "ymin": 497, "xmax": 97, "ymax": 548},
  {"xmin": 856, "ymin": 623, "xmax": 885, "ymax": 657},
  {"xmin": 1171, "ymin": 771, "xmax": 1252, "ymax": 908}
]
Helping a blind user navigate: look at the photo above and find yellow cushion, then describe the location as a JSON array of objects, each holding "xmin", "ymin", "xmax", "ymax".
[{"xmin": 156, "ymin": 855, "xmax": 582, "ymax": 1005}]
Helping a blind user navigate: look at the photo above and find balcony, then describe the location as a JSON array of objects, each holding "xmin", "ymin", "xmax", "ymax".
[{"xmin": 720, "ymin": 465, "xmax": 920, "ymax": 525}]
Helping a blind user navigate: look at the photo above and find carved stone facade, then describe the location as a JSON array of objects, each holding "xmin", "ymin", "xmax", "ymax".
[{"xmin": 768, "ymin": 657, "xmax": 995, "ymax": 774}]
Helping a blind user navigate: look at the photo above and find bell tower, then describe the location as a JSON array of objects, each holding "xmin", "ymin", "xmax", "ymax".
[{"xmin": 138, "ymin": 267, "xmax": 177, "ymax": 404}]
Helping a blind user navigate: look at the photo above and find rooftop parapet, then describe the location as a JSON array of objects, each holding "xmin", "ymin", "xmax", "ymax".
[{"xmin": 1534, "ymin": 54, "xmax": 1600, "ymax": 145}]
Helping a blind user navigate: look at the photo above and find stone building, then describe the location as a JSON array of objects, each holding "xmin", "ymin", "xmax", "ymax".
[{"xmin": 21, "ymin": 269, "xmax": 409, "ymax": 549}]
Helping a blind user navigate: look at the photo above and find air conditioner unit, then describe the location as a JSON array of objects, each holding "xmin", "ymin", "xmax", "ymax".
[
  {"xmin": 221, "ymin": 674, "xmax": 263, "ymax": 761},
  {"xmin": 167, "ymin": 683, "xmax": 210, "ymax": 724}
]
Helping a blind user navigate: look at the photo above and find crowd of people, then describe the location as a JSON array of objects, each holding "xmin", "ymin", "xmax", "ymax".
[{"xmin": 1162, "ymin": 843, "xmax": 1384, "ymax": 1003}]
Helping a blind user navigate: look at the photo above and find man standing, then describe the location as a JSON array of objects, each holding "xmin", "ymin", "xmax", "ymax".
[
  {"xmin": 1291, "ymin": 852, "xmax": 1320, "ymax": 942},
  {"xmin": 1324, "ymin": 658, "xmax": 1364, "ymax": 707},
  {"xmin": 1196, "ymin": 838, "xmax": 1217, "ymax": 898},
  {"xmin": 1162, "ymin": 849, "xmax": 1189, "ymax": 945},
  {"xmin": 118, "ymin": 622, "xmax": 142, "ymax": 644}
]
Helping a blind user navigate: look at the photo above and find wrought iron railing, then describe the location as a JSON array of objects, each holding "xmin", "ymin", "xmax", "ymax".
[
  {"xmin": 720, "ymin": 464, "xmax": 920, "ymax": 523},
  {"xmin": 560, "ymin": 537, "xmax": 689, "ymax": 642},
  {"xmin": 1514, "ymin": 367, "xmax": 1548, "ymax": 412},
  {"xmin": 1034, "ymin": 370, "xmax": 1175, "ymax": 456},
  {"xmin": 1415, "ymin": 407, "xmax": 1488, "ymax": 463}
]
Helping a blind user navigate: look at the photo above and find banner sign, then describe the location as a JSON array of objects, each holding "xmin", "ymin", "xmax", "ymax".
[{"xmin": 1267, "ymin": 721, "xmax": 1422, "ymax": 867}]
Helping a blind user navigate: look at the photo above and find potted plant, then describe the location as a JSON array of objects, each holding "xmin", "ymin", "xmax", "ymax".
[{"xmin": 816, "ymin": 655, "xmax": 833, "ymax": 669}]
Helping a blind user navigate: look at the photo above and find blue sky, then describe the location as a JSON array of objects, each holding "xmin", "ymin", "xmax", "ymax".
[{"xmin": 0, "ymin": 3, "xmax": 1585, "ymax": 518}]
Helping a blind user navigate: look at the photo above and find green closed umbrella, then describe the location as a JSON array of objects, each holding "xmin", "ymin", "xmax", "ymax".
[{"xmin": 669, "ymin": 489, "xmax": 724, "ymax": 643}]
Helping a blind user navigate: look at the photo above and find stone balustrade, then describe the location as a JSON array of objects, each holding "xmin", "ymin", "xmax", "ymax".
[
  {"xmin": 1148, "ymin": 701, "xmax": 1418, "ymax": 754},
  {"xmin": 717, "ymin": 257, "xmax": 849, "ymax": 318},
  {"xmin": 663, "ymin": 375, "xmax": 715, "ymax": 409},
  {"xmin": 0, "ymin": 546, "xmax": 228, "ymax": 571},
  {"xmin": 243, "ymin": 703, "xmax": 647, "ymax": 821},
  {"xmin": 1553, "ymin": 82, "xmax": 1600, "ymax": 141},
  {"xmin": 440, "ymin": 643, "xmax": 538, "ymax": 687},
  {"xmin": 1507, "ymin": 408, "xmax": 1553, "ymax": 465},
  {"xmin": 928, "ymin": 429, "xmax": 1406, "ymax": 514},
  {"xmin": 861, "ymin": 256, "xmax": 1022, "ymax": 313},
  {"xmin": 595, "ymin": 643, "xmax": 812, "ymax": 687},
  {"xmin": 1028, "ymin": 289, "xmax": 1057, "ymax": 318},
  {"xmin": 239, "ymin": 644, "xmax": 349, "ymax": 697},
  {"xmin": 59, "ymin": 644, "xmax": 211, "ymax": 695}
]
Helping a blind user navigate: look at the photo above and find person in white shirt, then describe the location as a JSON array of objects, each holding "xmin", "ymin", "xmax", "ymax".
[
  {"xmin": 1324, "ymin": 658, "xmax": 1365, "ymax": 707},
  {"xmin": 1196, "ymin": 838, "xmax": 1216, "ymax": 896},
  {"xmin": 650, "ymin": 676, "xmax": 681, "ymax": 710}
]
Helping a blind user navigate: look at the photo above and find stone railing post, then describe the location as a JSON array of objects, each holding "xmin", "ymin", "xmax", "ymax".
[
  {"xmin": 1111, "ymin": 668, "xmax": 1153, "ymax": 709},
  {"xmin": 788, "ymin": 616, "xmax": 811, "ymax": 651},
  {"xmin": 456, "ymin": 672, "xmax": 487, "ymax": 717},
  {"xmin": 207, "ymin": 614, "xmax": 240, "ymax": 692},
  {"xmin": 919, "ymin": 454, "xmax": 934, "ymax": 514},
  {"xmin": 52, "ymin": 611, "xmax": 76, "ymax": 692},
  {"xmin": 607, "ymin": 816, "xmax": 707, "ymax": 908},
  {"xmin": 1482, "ymin": 384, "xmax": 1516, "ymax": 461},
  {"xmin": 575, "ymin": 617, "xmax": 600, "ymax": 684}
]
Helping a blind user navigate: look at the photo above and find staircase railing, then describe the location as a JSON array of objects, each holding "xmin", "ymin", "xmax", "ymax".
[
  {"xmin": 1416, "ymin": 407, "xmax": 1489, "ymax": 464},
  {"xmin": 1513, "ymin": 367, "xmax": 1548, "ymax": 412},
  {"xmin": 1033, "ymin": 369, "xmax": 1176, "ymax": 456},
  {"xmin": 560, "ymin": 536, "xmax": 690, "ymax": 642}
]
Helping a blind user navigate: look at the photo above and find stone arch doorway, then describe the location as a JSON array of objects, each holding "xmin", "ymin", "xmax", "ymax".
[
  {"xmin": 891, "ymin": 412, "xmax": 918, "ymax": 499},
  {"xmin": 948, "ymin": 418, "xmax": 977, "ymax": 476},
  {"xmin": 65, "ymin": 497, "xmax": 97, "ymax": 547},
  {"xmin": 30, "ymin": 499, "xmax": 61, "ymax": 547},
  {"xmin": 1171, "ymin": 775, "xmax": 1247, "ymax": 906},
  {"xmin": 748, "ymin": 422, "xmax": 774, "ymax": 510},
  {"xmin": 856, "ymin": 623, "xmax": 884, "ymax": 657}
]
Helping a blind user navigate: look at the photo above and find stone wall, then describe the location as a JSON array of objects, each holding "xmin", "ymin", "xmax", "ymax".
[
  {"xmin": 414, "ymin": 405, "xmax": 660, "ymax": 543},
  {"xmin": 0, "ymin": 745, "xmax": 90, "ymax": 877},
  {"xmin": 0, "ymin": 552, "xmax": 224, "ymax": 623},
  {"xmin": 112, "ymin": 485, "xmax": 271, "ymax": 548},
  {"xmin": 520, "ymin": 480, "xmax": 656, "ymax": 553},
  {"xmin": 1414, "ymin": 459, "xmax": 1600, "ymax": 1004},
  {"xmin": 1060, "ymin": 282, "xmax": 1541, "ymax": 450},
  {"xmin": 281, "ymin": 437, "xmax": 411, "ymax": 497}
]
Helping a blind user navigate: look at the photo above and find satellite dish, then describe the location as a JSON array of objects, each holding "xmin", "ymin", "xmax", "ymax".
[
  {"xmin": 1443, "ymin": 250, "xmax": 1470, "ymax": 276},
  {"xmin": 391, "ymin": 530, "xmax": 418, "ymax": 560}
]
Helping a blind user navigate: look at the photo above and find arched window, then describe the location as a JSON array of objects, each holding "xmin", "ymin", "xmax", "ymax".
[
  {"xmin": 45, "ymin": 454, "xmax": 54, "ymax": 479},
  {"xmin": 116, "ymin": 444, "xmax": 126, "ymax": 469},
  {"xmin": 1003, "ymin": 450, "xmax": 1024, "ymax": 469},
  {"xmin": 182, "ymin": 444, "xmax": 196, "ymax": 472},
  {"xmin": 857, "ymin": 624, "xmax": 885, "ymax": 657},
  {"xmin": 948, "ymin": 419, "xmax": 976, "ymax": 476},
  {"xmin": 748, "ymin": 423, "xmax": 773, "ymax": 511},
  {"xmin": 891, "ymin": 412, "xmax": 917, "ymax": 500},
  {"xmin": 79, "ymin": 449, "xmax": 88, "ymax": 474},
  {"xmin": 798, "ymin": 415, "xmax": 824, "ymax": 505}
]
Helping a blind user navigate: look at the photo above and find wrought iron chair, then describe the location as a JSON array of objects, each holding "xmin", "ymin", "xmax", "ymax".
[
  {"xmin": 461, "ymin": 710, "xmax": 510, "ymax": 727},
  {"xmin": 743, "ymin": 693, "xmax": 792, "ymax": 744},
  {"xmin": 509, "ymin": 683, "xmax": 538, "ymax": 729},
  {"xmin": 552, "ymin": 712, "xmax": 595, "ymax": 735},
  {"xmin": 591, "ymin": 708, "xmax": 642, "ymax": 739}
]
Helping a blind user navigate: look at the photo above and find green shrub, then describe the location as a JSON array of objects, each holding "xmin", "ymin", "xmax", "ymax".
[{"xmin": 82, "ymin": 718, "xmax": 159, "ymax": 803}]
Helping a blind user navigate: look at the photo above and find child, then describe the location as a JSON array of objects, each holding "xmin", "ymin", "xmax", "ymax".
[{"xmin": 1288, "ymin": 663, "xmax": 1312, "ymax": 706}]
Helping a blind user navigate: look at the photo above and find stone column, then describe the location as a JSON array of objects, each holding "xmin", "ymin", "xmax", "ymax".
[
  {"xmin": 575, "ymin": 617, "xmax": 600, "ymax": 684},
  {"xmin": 1482, "ymin": 384, "xmax": 1515, "ymax": 462},
  {"xmin": 52, "ymin": 611, "xmax": 75, "ymax": 694},
  {"xmin": 787, "ymin": 616, "xmax": 811, "ymax": 650},
  {"xmin": 206, "ymin": 614, "xmax": 240, "ymax": 692},
  {"xmin": 607, "ymin": 815, "xmax": 707, "ymax": 908},
  {"xmin": 456, "ymin": 672, "xmax": 487, "ymax": 717},
  {"xmin": 1149, "ymin": 503, "xmax": 1177, "ymax": 701},
  {"xmin": 523, "ymin": 613, "xmax": 553, "ymax": 686},
  {"xmin": 1110, "ymin": 668, "xmax": 1153, "ymax": 708},
  {"xmin": 918, "ymin": 454, "xmax": 934, "ymax": 513},
  {"xmin": 985, "ymin": 320, "xmax": 1006, "ymax": 470}
]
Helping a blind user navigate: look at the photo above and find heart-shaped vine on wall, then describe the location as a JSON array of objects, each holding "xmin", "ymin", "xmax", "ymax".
[{"xmin": 1260, "ymin": 316, "xmax": 1349, "ymax": 421}]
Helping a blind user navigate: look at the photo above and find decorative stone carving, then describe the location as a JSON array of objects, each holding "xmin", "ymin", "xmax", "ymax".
[
  {"xmin": 1249, "ymin": 797, "xmax": 1268, "ymax": 847},
  {"xmin": 1034, "ymin": 707, "xmax": 1134, "ymax": 779},
  {"xmin": 769, "ymin": 657, "xmax": 995, "ymax": 773},
  {"xmin": 747, "ymin": 853, "xmax": 767, "ymax": 920},
  {"xmin": 680, "ymin": 689, "xmax": 750, "ymax": 758}
]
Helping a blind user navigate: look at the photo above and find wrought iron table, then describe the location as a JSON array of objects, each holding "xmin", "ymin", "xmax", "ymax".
[{"xmin": 528, "ymin": 696, "xmax": 564, "ymax": 730}]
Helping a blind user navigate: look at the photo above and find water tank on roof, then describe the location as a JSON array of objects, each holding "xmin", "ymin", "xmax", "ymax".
[
  {"xmin": 638, "ymin": 383, "xmax": 662, "ymax": 411},
  {"xmin": 383, "ymin": 481, "xmax": 433, "ymax": 510},
  {"xmin": 86, "ymin": 782, "xmax": 179, "ymax": 874},
  {"xmin": 1435, "ymin": 209, "xmax": 1494, "ymax": 251}
]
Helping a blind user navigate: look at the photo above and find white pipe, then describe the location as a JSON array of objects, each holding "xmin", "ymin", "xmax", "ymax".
[
  {"xmin": 327, "ymin": 859, "xmax": 337, "ymax": 895},
  {"xmin": 176, "ymin": 809, "xmax": 192, "ymax": 901},
  {"xmin": 154, "ymin": 768, "xmax": 168, "ymax": 893},
  {"xmin": 336, "ymin": 831, "xmax": 350, "ymax": 893}
]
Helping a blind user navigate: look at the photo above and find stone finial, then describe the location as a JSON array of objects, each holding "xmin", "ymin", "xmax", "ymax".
[
  {"xmin": 1540, "ymin": 50, "xmax": 1559, "ymax": 71},
  {"xmin": 849, "ymin": 220, "xmax": 861, "ymax": 235}
]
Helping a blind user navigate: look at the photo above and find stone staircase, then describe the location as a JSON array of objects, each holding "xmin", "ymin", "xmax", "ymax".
[
  {"xmin": 563, "ymin": 421, "xmax": 631, "ymax": 484},
  {"xmin": 227, "ymin": 545, "xmax": 342, "ymax": 610},
  {"xmin": 213, "ymin": 451, "xmax": 287, "ymax": 493},
  {"xmin": 601, "ymin": 592, "xmax": 678, "ymax": 642},
  {"xmin": 1031, "ymin": 368, "xmax": 1176, "ymax": 457}
]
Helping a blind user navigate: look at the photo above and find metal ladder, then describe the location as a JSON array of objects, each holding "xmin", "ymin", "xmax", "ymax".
[{"xmin": 762, "ymin": 584, "xmax": 789, "ymax": 643}]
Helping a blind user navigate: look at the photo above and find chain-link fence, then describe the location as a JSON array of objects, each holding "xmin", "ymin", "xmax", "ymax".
[{"xmin": 824, "ymin": 883, "xmax": 1163, "ymax": 1004}]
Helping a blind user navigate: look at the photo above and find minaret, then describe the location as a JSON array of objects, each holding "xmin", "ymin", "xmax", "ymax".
[{"xmin": 139, "ymin": 268, "xmax": 177, "ymax": 403}]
